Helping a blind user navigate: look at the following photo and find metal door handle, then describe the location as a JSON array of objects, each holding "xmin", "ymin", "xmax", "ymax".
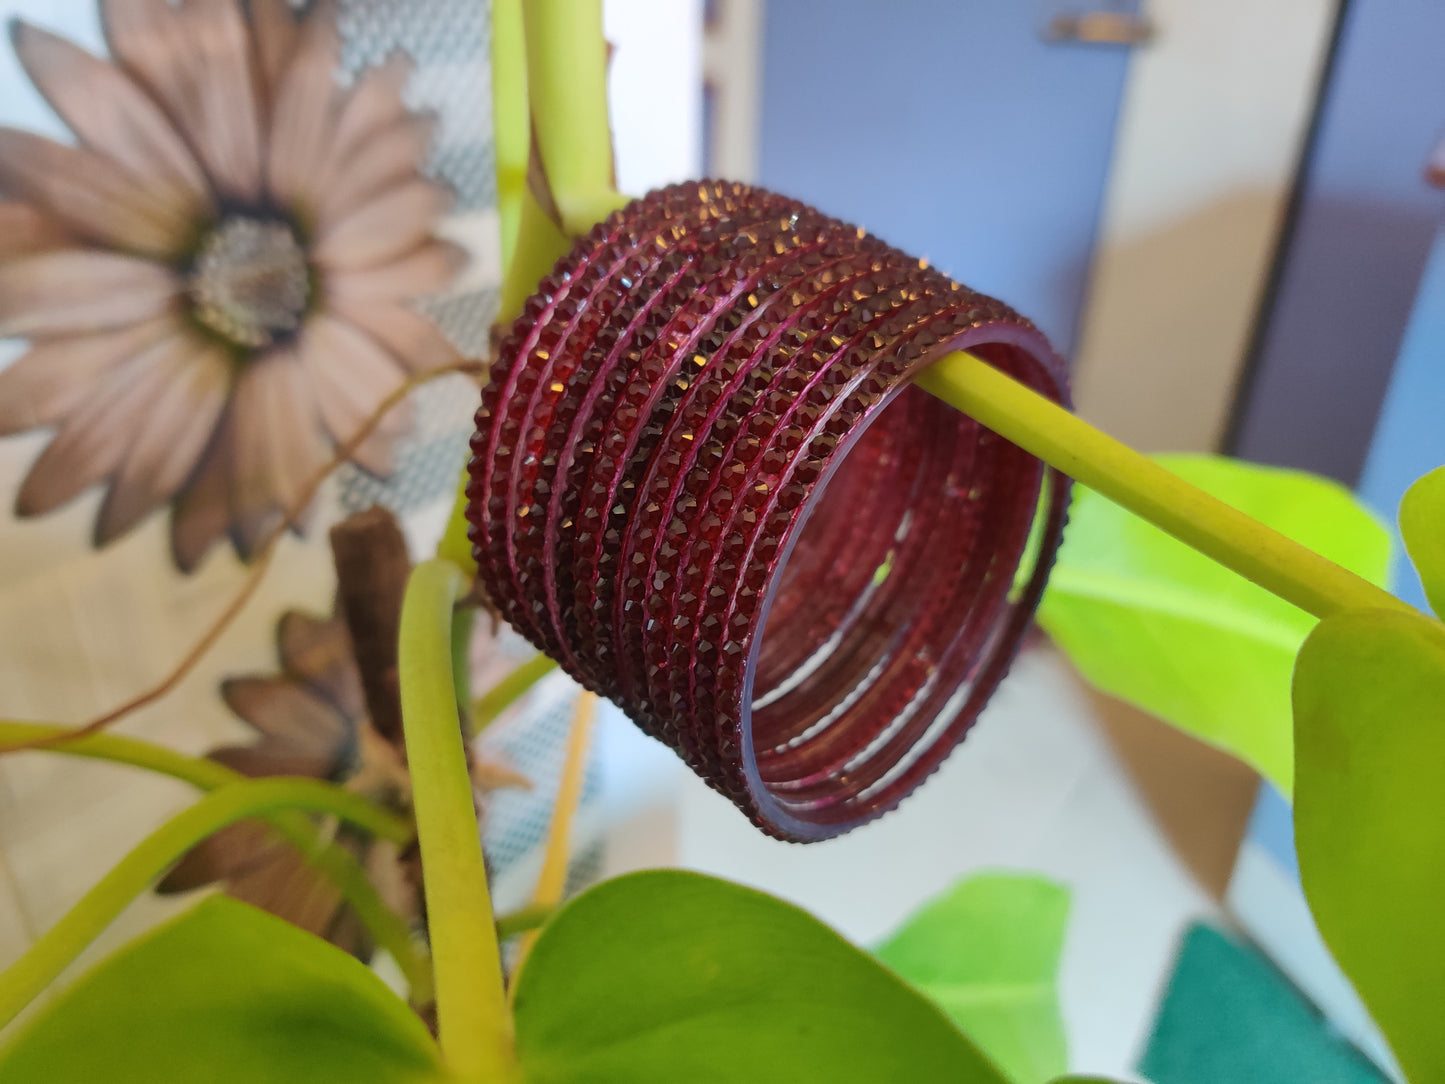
[{"xmin": 1046, "ymin": 11, "xmax": 1154, "ymax": 46}]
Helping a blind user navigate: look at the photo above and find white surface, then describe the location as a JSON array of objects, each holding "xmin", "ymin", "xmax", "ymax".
[
  {"xmin": 605, "ymin": 0, "xmax": 706, "ymax": 196},
  {"xmin": 1071, "ymin": 0, "xmax": 1338, "ymax": 452},
  {"xmin": 645, "ymin": 646, "xmax": 1221, "ymax": 1078},
  {"xmin": 0, "ymin": 2, "xmax": 101, "ymax": 142}
]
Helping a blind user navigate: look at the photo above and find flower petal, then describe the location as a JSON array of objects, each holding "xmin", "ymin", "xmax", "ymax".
[
  {"xmin": 95, "ymin": 336, "xmax": 231, "ymax": 544},
  {"xmin": 208, "ymin": 742, "xmax": 338, "ymax": 780},
  {"xmin": 365, "ymin": 839, "xmax": 420, "ymax": 927},
  {"xmin": 228, "ymin": 347, "xmax": 330, "ymax": 555},
  {"xmin": 0, "ymin": 249, "xmax": 177, "ymax": 338},
  {"xmin": 220, "ymin": 675, "xmax": 351, "ymax": 757},
  {"xmin": 321, "ymin": 54, "xmax": 412, "ymax": 173},
  {"xmin": 9, "ymin": 21, "xmax": 210, "ymax": 212},
  {"xmin": 249, "ymin": 0, "xmax": 301, "ymax": 110},
  {"xmin": 276, "ymin": 611, "xmax": 367, "ymax": 722},
  {"xmin": 99, "ymin": 0, "xmax": 265, "ymax": 202},
  {"xmin": 0, "ymin": 319, "xmax": 177, "ymax": 441},
  {"xmin": 0, "ymin": 201, "xmax": 67, "ymax": 260},
  {"xmin": 226, "ymin": 841, "xmax": 345, "ymax": 940},
  {"xmin": 298, "ymin": 314, "xmax": 410, "ymax": 475},
  {"xmin": 97, "ymin": 0, "xmax": 195, "ymax": 127},
  {"xmin": 315, "ymin": 116, "xmax": 436, "ymax": 236},
  {"xmin": 155, "ymin": 820, "xmax": 281, "ymax": 894},
  {"xmin": 170, "ymin": 408, "xmax": 234, "ymax": 572},
  {"xmin": 265, "ymin": 9, "xmax": 341, "ymax": 216},
  {"xmin": 0, "ymin": 128, "xmax": 192, "ymax": 256},
  {"xmin": 324, "ymin": 901, "xmax": 369, "ymax": 960},
  {"xmin": 323, "ymin": 240, "xmax": 466, "ymax": 306},
  {"xmin": 329, "ymin": 299, "xmax": 458, "ymax": 374},
  {"xmin": 13, "ymin": 331, "xmax": 187, "ymax": 518},
  {"xmin": 313, "ymin": 178, "xmax": 450, "ymax": 271}
]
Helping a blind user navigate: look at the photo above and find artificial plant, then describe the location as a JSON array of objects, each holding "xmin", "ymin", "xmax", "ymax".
[{"xmin": 0, "ymin": 1, "xmax": 1441, "ymax": 1082}]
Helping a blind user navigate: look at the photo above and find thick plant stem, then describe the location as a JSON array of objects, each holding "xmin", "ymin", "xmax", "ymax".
[
  {"xmin": 452, "ymin": 607, "xmax": 478, "ymax": 736},
  {"xmin": 0, "ymin": 779, "xmax": 412, "ymax": 1029},
  {"xmin": 917, "ymin": 353, "xmax": 1414, "ymax": 620},
  {"xmin": 433, "ymin": 468, "xmax": 479, "ymax": 578},
  {"xmin": 435, "ymin": 476, "xmax": 479, "ymax": 577},
  {"xmin": 491, "ymin": 0, "xmax": 576, "ymax": 331},
  {"xmin": 430, "ymin": 0, "xmax": 533, "ymax": 580},
  {"xmin": 398, "ymin": 560, "xmax": 516, "ymax": 1081},
  {"xmin": 0, "ymin": 722, "xmax": 430, "ymax": 999},
  {"xmin": 436, "ymin": 0, "xmax": 625, "ymax": 577},
  {"xmin": 522, "ymin": 0, "xmax": 629, "ymax": 237},
  {"xmin": 499, "ymin": 190, "xmax": 574, "ymax": 324},
  {"xmin": 491, "ymin": 0, "xmax": 528, "ymax": 276},
  {"xmin": 436, "ymin": 0, "xmax": 615, "ymax": 577}
]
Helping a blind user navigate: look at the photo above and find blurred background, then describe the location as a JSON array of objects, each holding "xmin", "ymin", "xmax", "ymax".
[
  {"xmin": 621, "ymin": 2, "xmax": 1444, "ymax": 1076},
  {"xmin": 0, "ymin": 1, "xmax": 1441, "ymax": 1080}
]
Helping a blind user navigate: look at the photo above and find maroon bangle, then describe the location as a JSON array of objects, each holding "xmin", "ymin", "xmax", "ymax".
[{"xmin": 467, "ymin": 181, "xmax": 1070, "ymax": 841}]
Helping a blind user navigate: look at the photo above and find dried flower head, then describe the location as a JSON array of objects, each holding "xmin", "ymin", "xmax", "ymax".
[
  {"xmin": 0, "ymin": 0, "xmax": 465, "ymax": 570},
  {"xmin": 158, "ymin": 608, "xmax": 528, "ymax": 957},
  {"xmin": 156, "ymin": 610, "xmax": 418, "ymax": 954}
]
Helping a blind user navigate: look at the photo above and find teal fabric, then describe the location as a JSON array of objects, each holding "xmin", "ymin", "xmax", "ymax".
[{"xmin": 1140, "ymin": 924, "xmax": 1389, "ymax": 1084}]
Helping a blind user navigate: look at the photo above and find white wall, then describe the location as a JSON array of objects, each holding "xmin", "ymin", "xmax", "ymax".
[
  {"xmin": 1070, "ymin": 0, "xmax": 1339, "ymax": 452},
  {"xmin": 604, "ymin": 0, "xmax": 705, "ymax": 196}
]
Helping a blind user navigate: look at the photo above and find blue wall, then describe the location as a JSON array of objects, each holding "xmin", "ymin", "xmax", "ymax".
[
  {"xmin": 1231, "ymin": 0, "xmax": 1445, "ymax": 485},
  {"xmin": 756, "ymin": 0, "xmax": 1130, "ymax": 355},
  {"xmin": 1358, "ymin": 225, "xmax": 1445, "ymax": 613}
]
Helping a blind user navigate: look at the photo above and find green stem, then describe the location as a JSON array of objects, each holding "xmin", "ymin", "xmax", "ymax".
[
  {"xmin": 300, "ymin": 837, "xmax": 433, "ymax": 1006},
  {"xmin": 472, "ymin": 652, "xmax": 558, "ymax": 733},
  {"xmin": 435, "ymin": 473, "xmax": 479, "ymax": 576},
  {"xmin": 452, "ymin": 607, "xmax": 478, "ymax": 737},
  {"xmin": 522, "ymin": 0, "xmax": 629, "ymax": 237},
  {"xmin": 495, "ymin": 903, "xmax": 554, "ymax": 941},
  {"xmin": 435, "ymin": 0, "xmax": 629, "ymax": 578},
  {"xmin": 0, "ymin": 722, "xmax": 243, "ymax": 792},
  {"xmin": 0, "ymin": 779, "xmax": 412, "ymax": 1029},
  {"xmin": 491, "ymin": 0, "xmax": 579, "ymax": 338},
  {"xmin": 491, "ymin": 0, "xmax": 528, "ymax": 277},
  {"xmin": 498, "ymin": 189, "xmax": 573, "ymax": 324},
  {"xmin": 432, "ymin": 0, "xmax": 534, "ymax": 579},
  {"xmin": 0, "ymin": 722, "xmax": 430, "ymax": 999},
  {"xmin": 917, "ymin": 352, "xmax": 1414, "ymax": 620},
  {"xmin": 398, "ymin": 560, "xmax": 516, "ymax": 1081}
]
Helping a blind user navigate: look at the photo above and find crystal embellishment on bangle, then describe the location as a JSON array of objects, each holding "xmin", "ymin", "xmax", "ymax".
[{"xmin": 467, "ymin": 181, "xmax": 1072, "ymax": 841}]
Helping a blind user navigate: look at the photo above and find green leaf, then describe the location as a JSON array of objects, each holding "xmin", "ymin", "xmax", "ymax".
[
  {"xmin": 1293, "ymin": 608, "xmax": 1445, "ymax": 1084},
  {"xmin": 1399, "ymin": 465, "xmax": 1445, "ymax": 617},
  {"xmin": 1038, "ymin": 454, "xmax": 1391, "ymax": 793},
  {"xmin": 0, "ymin": 896, "xmax": 443, "ymax": 1084},
  {"xmin": 872, "ymin": 873, "xmax": 1069, "ymax": 1084},
  {"xmin": 513, "ymin": 869, "xmax": 1009, "ymax": 1083}
]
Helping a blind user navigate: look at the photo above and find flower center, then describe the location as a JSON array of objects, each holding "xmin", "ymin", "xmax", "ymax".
[{"xmin": 189, "ymin": 217, "xmax": 310, "ymax": 349}]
